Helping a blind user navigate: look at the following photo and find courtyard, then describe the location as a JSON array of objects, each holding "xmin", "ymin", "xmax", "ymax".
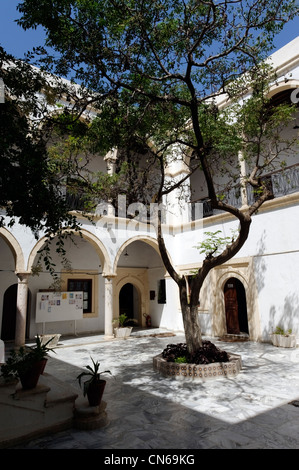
[{"xmin": 6, "ymin": 328, "xmax": 299, "ymax": 450}]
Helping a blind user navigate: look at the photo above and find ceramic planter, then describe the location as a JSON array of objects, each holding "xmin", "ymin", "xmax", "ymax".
[
  {"xmin": 271, "ymin": 334, "xmax": 296, "ymax": 348},
  {"xmin": 38, "ymin": 334, "xmax": 61, "ymax": 348},
  {"xmin": 114, "ymin": 327, "xmax": 133, "ymax": 339}
]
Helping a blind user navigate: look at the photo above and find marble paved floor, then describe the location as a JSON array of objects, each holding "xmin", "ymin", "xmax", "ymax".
[{"xmin": 8, "ymin": 329, "xmax": 299, "ymax": 449}]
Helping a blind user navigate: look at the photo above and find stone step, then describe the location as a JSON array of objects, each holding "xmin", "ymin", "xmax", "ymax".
[{"xmin": 0, "ymin": 373, "xmax": 78, "ymax": 448}]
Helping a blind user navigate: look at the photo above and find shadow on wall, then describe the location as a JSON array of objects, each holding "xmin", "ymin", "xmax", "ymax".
[
  {"xmin": 253, "ymin": 230, "xmax": 267, "ymax": 294},
  {"xmin": 267, "ymin": 293, "xmax": 299, "ymax": 339}
]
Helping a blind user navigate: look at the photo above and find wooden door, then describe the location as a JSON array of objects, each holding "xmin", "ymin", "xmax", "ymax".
[{"xmin": 224, "ymin": 278, "xmax": 240, "ymax": 335}]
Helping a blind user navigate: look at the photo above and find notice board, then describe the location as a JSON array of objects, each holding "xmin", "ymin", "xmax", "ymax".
[{"xmin": 36, "ymin": 291, "xmax": 83, "ymax": 323}]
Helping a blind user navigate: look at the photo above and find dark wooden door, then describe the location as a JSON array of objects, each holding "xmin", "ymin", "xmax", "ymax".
[{"xmin": 224, "ymin": 278, "xmax": 240, "ymax": 334}]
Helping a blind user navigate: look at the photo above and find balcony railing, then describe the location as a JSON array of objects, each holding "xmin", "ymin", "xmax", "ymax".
[
  {"xmin": 65, "ymin": 191, "xmax": 90, "ymax": 211},
  {"xmin": 192, "ymin": 163, "xmax": 299, "ymax": 220},
  {"xmin": 247, "ymin": 163, "xmax": 299, "ymax": 205},
  {"xmin": 64, "ymin": 163, "xmax": 299, "ymax": 219}
]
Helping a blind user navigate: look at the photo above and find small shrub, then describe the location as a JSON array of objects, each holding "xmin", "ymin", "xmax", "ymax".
[
  {"xmin": 274, "ymin": 326, "xmax": 292, "ymax": 336},
  {"xmin": 174, "ymin": 356, "xmax": 188, "ymax": 363},
  {"xmin": 162, "ymin": 341, "xmax": 229, "ymax": 365}
]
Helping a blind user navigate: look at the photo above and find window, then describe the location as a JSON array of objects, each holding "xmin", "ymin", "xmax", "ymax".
[
  {"xmin": 67, "ymin": 279, "xmax": 92, "ymax": 314},
  {"xmin": 158, "ymin": 279, "xmax": 166, "ymax": 304}
]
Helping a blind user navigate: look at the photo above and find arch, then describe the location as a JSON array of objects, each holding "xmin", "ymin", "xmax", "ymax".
[
  {"xmin": 113, "ymin": 235, "xmax": 168, "ymax": 275},
  {"xmin": 212, "ymin": 264, "xmax": 261, "ymax": 341},
  {"xmin": 223, "ymin": 277, "xmax": 249, "ymax": 335},
  {"xmin": 115, "ymin": 274, "xmax": 146, "ymax": 325},
  {"xmin": 219, "ymin": 270, "xmax": 249, "ymax": 291},
  {"xmin": 267, "ymin": 80, "xmax": 299, "ymax": 100},
  {"xmin": 119, "ymin": 282, "xmax": 141, "ymax": 323},
  {"xmin": 0, "ymin": 227, "xmax": 25, "ymax": 272},
  {"xmin": 27, "ymin": 228, "xmax": 112, "ymax": 275},
  {"xmin": 113, "ymin": 236, "xmax": 169, "ymax": 328}
]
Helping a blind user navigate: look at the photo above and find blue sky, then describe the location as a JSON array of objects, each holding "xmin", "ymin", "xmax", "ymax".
[{"xmin": 1, "ymin": 0, "xmax": 299, "ymax": 59}]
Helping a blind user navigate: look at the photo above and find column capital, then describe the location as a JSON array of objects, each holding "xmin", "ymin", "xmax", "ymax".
[
  {"xmin": 103, "ymin": 273, "xmax": 117, "ymax": 281},
  {"xmin": 15, "ymin": 272, "xmax": 31, "ymax": 282}
]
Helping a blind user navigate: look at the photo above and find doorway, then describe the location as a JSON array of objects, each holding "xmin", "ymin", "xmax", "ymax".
[
  {"xmin": 1, "ymin": 284, "xmax": 31, "ymax": 341},
  {"xmin": 224, "ymin": 278, "xmax": 248, "ymax": 335},
  {"xmin": 119, "ymin": 283, "xmax": 140, "ymax": 325}
]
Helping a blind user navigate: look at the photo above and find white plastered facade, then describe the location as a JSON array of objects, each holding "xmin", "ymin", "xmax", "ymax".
[{"xmin": 1, "ymin": 37, "xmax": 299, "ymax": 345}]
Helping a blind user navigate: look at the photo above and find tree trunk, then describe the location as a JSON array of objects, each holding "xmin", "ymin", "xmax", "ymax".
[
  {"xmin": 179, "ymin": 280, "xmax": 203, "ymax": 354},
  {"xmin": 181, "ymin": 302, "xmax": 203, "ymax": 354}
]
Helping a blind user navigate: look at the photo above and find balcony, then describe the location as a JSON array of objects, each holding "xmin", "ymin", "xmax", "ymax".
[
  {"xmin": 247, "ymin": 163, "xmax": 299, "ymax": 205},
  {"xmin": 65, "ymin": 191, "xmax": 88, "ymax": 211},
  {"xmin": 191, "ymin": 163, "xmax": 299, "ymax": 220}
]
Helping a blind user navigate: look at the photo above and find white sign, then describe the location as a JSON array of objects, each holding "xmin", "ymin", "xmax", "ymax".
[{"xmin": 36, "ymin": 291, "xmax": 83, "ymax": 322}]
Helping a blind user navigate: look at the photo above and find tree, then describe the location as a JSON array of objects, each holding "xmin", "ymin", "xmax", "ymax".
[
  {"xmin": 0, "ymin": 47, "xmax": 78, "ymax": 238},
  {"xmin": 14, "ymin": 0, "xmax": 299, "ymax": 353}
]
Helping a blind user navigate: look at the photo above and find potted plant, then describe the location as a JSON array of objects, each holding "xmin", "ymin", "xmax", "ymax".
[
  {"xmin": 113, "ymin": 313, "xmax": 137, "ymax": 339},
  {"xmin": 76, "ymin": 357, "xmax": 111, "ymax": 407},
  {"xmin": 271, "ymin": 326, "xmax": 296, "ymax": 348},
  {"xmin": 0, "ymin": 336, "xmax": 55, "ymax": 390}
]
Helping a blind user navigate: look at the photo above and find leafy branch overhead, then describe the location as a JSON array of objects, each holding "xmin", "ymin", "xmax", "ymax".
[
  {"xmin": 1, "ymin": 0, "xmax": 298, "ymax": 354},
  {"xmin": 195, "ymin": 230, "xmax": 239, "ymax": 259}
]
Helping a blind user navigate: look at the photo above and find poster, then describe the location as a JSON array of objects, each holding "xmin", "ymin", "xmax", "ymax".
[{"xmin": 36, "ymin": 291, "xmax": 83, "ymax": 322}]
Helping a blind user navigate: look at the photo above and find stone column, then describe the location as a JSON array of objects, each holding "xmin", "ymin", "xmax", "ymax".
[
  {"xmin": 104, "ymin": 276, "xmax": 115, "ymax": 339},
  {"xmin": 104, "ymin": 148, "xmax": 118, "ymax": 175},
  {"xmin": 164, "ymin": 158, "xmax": 191, "ymax": 226},
  {"xmin": 238, "ymin": 150, "xmax": 249, "ymax": 208},
  {"xmin": 15, "ymin": 273, "xmax": 30, "ymax": 347},
  {"xmin": 104, "ymin": 150, "xmax": 118, "ymax": 217}
]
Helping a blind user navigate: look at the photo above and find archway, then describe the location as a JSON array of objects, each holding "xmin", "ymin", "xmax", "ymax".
[
  {"xmin": 0, "ymin": 227, "xmax": 25, "ymax": 272},
  {"xmin": 27, "ymin": 228, "xmax": 112, "ymax": 275},
  {"xmin": 1, "ymin": 284, "xmax": 31, "ymax": 341},
  {"xmin": 114, "ymin": 237, "xmax": 167, "ymax": 327},
  {"xmin": 119, "ymin": 282, "xmax": 140, "ymax": 325},
  {"xmin": 224, "ymin": 277, "xmax": 248, "ymax": 335}
]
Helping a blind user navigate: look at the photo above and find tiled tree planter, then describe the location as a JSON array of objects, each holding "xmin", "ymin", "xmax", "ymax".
[
  {"xmin": 271, "ymin": 334, "xmax": 296, "ymax": 348},
  {"xmin": 153, "ymin": 353, "xmax": 242, "ymax": 381}
]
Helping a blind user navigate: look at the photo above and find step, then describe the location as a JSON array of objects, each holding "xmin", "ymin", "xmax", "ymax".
[{"xmin": 0, "ymin": 373, "xmax": 78, "ymax": 448}]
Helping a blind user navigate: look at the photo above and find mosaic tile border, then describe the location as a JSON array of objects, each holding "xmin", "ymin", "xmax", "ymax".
[{"xmin": 153, "ymin": 353, "xmax": 242, "ymax": 381}]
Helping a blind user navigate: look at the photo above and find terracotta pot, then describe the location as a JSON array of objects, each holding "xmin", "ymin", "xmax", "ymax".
[
  {"xmin": 86, "ymin": 379, "xmax": 106, "ymax": 406},
  {"xmin": 19, "ymin": 359, "xmax": 48, "ymax": 390}
]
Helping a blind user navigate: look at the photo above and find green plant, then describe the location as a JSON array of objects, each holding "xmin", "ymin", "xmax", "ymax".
[
  {"xmin": 29, "ymin": 335, "xmax": 56, "ymax": 360},
  {"xmin": 174, "ymin": 356, "xmax": 188, "ymax": 364},
  {"xmin": 0, "ymin": 336, "xmax": 55, "ymax": 380},
  {"xmin": 76, "ymin": 357, "xmax": 111, "ymax": 397},
  {"xmin": 274, "ymin": 326, "xmax": 292, "ymax": 336},
  {"xmin": 118, "ymin": 313, "xmax": 129, "ymax": 327},
  {"xmin": 194, "ymin": 229, "xmax": 238, "ymax": 259},
  {"xmin": 113, "ymin": 313, "xmax": 137, "ymax": 328}
]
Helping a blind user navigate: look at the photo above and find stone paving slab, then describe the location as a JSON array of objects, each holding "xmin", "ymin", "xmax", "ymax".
[{"xmin": 5, "ymin": 330, "xmax": 299, "ymax": 449}]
